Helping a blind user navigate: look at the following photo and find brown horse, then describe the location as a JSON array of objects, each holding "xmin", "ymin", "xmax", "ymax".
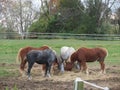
[
  {"xmin": 16, "ymin": 45, "xmax": 50, "ymax": 75},
  {"xmin": 65, "ymin": 47, "xmax": 108, "ymax": 74}
]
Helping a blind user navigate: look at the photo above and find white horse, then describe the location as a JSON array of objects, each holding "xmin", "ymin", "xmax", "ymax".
[
  {"xmin": 60, "ymin": 46, "xmax": 75, "ymax": 62},
  {"xmin": 60, "ymin": 46, "xmax": 80, "ymax": 72}
]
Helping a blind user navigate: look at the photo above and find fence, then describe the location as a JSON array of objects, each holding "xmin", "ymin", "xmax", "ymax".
[
  {"xmin": 74, "ymin": 78, "xmax": 109, "ymax": 90},
  {"xmin": 0, "ymin": 32, "xmax": 120, "ymax": 40}
]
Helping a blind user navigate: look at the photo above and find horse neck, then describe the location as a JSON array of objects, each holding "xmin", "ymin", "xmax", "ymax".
[{"xmin": 71, "ymin": 52, "xmax": 77, "ymax": 63}]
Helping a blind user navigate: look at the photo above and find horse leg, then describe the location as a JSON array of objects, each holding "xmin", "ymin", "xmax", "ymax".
[
  {"xmin": 59, "ymin": 62, "xmax": 64, "ymax": 73},
  {"xmin": 48, "ymin": 64, "xmax": 52, "ymax": 77},
  {"xmin": 51, "ymin": 64, "xmax": 54, "ymax": 75},
  {"xmin": 27, "ymin": 62, "xmax": 34, "ymax": 80},
  {"xmin": 20, "ymin": 59, "xmax": 27, "ymax": 76},
  {"xmin": 45, "ymin": 64, "xmax": 51, "ymax": 78},
  {"xmin": 99, "ymin": 61, "xmax": 106, "ymax": 74},
  {"xmin": 41, "ymin": 64, "xmax": 46, "ymax": 76},
  {"xmin": 74, "ymin": 61, "xmax": 80, "ymax": 70},
  {"xmin": 81, "ymin": 61, "xmax": 89, "ymax": 75}
]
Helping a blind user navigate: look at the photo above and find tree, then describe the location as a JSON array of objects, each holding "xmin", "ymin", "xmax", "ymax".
[
  {"xmin": 29, "ymin": 0, "xmax": 118, "ymax": 34},
  {"xmin": 46, "ymin": 0, "xmax": 85, "ymax": 33},
  {"xmin": 0, "ymin": 0, "xmax": 40, "ymax": 39},
  {"xmin": 116, "ymin": 7, "xmax": 120, "ymax": 33},
  {"xmin": 82, "ymin": 0, "xmax": 115, "ymax": 34},
  {"xmin": 29, "ymin": 0, "xmax": 51, "ymax": 33}
]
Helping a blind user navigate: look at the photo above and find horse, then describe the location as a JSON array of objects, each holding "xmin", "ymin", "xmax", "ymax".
[
  {"xmin": 16, "ymin": 45, "xmax": 50, "ymax": 75},
  {"xmin": 65, "ymin": 47, "xmax": 108, "ymax": 74},
  {"xmin": 26, "ymin": 49, "xmax": 61, "ymax": 79},
  {"xmin": 60, "ymin": 46, "xmax": 77, "ymax": 72},
  {"xmin": 60, "ymin": 46, "xmax": 75, "ymax": 62}
]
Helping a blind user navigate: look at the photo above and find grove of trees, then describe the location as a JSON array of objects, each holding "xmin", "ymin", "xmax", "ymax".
[{"xmin": 0, "ymin": 0, "xmax": 120, "ymax": 39}]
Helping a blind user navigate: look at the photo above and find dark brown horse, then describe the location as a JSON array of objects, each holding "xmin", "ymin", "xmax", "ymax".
[
  {"xmin": 65, "ymin": 47, "xmax": 108, "ymax": 74},
  {"xmin": 16, "ymin": 45, "xmax": 50, "ymax": 75}
]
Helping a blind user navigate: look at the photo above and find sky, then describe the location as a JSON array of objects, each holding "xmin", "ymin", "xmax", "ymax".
[
  {"xmin": 111, "ymin": 1, "xmax": 120, "ymax": 12},
  {"xmin": 31, "ymin": 0, "xmax": 41, "ymax": 11}
]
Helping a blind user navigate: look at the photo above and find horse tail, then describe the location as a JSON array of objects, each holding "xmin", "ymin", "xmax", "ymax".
[
  {"xmin": 16, "ymin": 48, "xmax": 23, "ymax": 63},
  {"xmin": 105, "ymin": 48, "xmax": 108, "ymax": 57},
  {"xmin": 16, "ymin": 48, "xmax": 28, "ymax": 76}
]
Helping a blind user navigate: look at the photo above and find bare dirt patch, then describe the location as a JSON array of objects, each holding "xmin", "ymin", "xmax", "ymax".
[{"xmin": 0, "ymin": 63, "xmax": 120, "ymax": 90}]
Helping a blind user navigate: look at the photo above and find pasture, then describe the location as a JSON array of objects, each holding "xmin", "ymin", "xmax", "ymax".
[{"xmin": 0, "ymin": 39, "xmax": 120, "ymax": 90}]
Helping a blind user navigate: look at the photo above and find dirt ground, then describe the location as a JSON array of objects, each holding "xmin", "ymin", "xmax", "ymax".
[{"xmin": 0, "ymin": 63, "xmax": 120, "ymax": 90}]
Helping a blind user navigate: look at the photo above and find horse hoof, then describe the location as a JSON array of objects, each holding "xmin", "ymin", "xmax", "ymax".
[
  {"xmin": 28, "ymin": 76, "xmax": 32, "ymax": 80},
  {"xmin": 99, "ymin": 71, "xmax": 106, "ymax": 74},
  {"xmin": 47, "ymin": 75, "xmax": 51, "ymax": 78},
  {"xmin": 44, "ymin": 74, "xmax": 51, "ymax": 78}
]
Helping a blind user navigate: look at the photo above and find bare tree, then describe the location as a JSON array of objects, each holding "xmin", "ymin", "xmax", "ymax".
[
  {"xmin": 0, "ymin": 0, "xmax": 40, "ymax": 39},
  {"xmin": 116, "ymin": 7, "xmax": 120, "ymax": 33},
  {"xmin": 98, "ymin": 0, "xmax": 116, "ymax": 25}
]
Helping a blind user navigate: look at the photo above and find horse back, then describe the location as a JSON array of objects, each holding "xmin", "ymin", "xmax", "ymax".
[
  {"xmin": 27, "ymin": 49, "xmax": 56, "ymax": 64},
  {"xmin": 60, "ymin": 46, "xmax": 75, "ymax": 60},
  {"xmin": 76, "ymin": 47, "xmax": 108, "ymax": 62},
  {"xmin": 34, "ymin": 45, "xmax": 50, "ymax": 50},
  {"xmin": 19, "ymin": 46, "xmax": 50, "ymax": 60}
]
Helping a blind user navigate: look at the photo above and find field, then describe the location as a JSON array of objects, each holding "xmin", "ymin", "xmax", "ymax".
[{"xmin": 0, "ymin": 39, "xmax": 120, "ymax": 90}]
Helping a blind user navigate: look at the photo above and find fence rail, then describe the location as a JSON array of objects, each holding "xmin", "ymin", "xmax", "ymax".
[
  {"xmin": 74, "ymin": 78, "xmax": 109, "ymax": 90},
  {"xmin": 0, "ymin": 32, "xmax": 120, "ymax": 40}
]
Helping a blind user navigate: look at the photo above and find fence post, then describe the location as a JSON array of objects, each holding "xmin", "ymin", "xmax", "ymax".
[
  {"xmin": 74, "ymin": 77, "xmax": 109, "ymax": 90},
  {"xmin": 74, "ymin": 78, "xmax": 84, "ymax": 90}
]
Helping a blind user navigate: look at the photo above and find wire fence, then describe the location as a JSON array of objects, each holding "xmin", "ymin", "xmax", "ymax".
[{"xmin": 0, "ymin": 32, "xmax": 120, "ymax": 40}]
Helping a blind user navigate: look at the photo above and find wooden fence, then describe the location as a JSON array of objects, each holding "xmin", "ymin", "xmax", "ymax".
[{"xmin": 0, "ymin": 32, "xmax": 120, "ymax": 40}]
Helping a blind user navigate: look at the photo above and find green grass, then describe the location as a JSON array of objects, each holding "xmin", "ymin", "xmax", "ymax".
[
  {"xmin": 0, "ymin": 39, "xmax": 120, "ymax": 63},
  {"xmin": 0, "ymin": 66, "xmax": 19, "ymax": 77},
  {"xmin": 0, "ymin": 39, "xmax": 120, "ymax": 77}
]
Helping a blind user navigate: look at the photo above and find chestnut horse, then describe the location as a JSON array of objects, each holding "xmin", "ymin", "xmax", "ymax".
[
  {"xmin": 16, "ymin": 45, "xmax": 50, "ymax": 75},
  {"xmin": 66, "ymin": 47, "xmax": 108, "ymax": 74}
]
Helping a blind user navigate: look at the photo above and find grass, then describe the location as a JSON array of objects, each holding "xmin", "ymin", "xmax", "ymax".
[
  {"xmin": 0, "ymin": 39, "xmax": 119, "ymax": 63},
  {"xmin": 0, "ymin": 66, "xmax": 19, "ymax": 77},
  {"xmin": 0, "ymin": 39, "xmax": 120, "ymax": 77}
]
